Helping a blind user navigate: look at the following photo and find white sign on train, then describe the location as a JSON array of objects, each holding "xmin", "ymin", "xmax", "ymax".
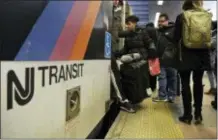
[{"xmin": 1, "ymin": 60, "xmax": 110, "ymax": 138}]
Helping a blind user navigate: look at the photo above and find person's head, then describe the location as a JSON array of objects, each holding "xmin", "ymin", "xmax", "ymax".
[
  {"xmin": 158, "ymin": 13, "xmax": 169, "ymax": 28},
  {"xmin": 125, "ymin": 15, "xmax": 139, "ymax": 31},
  {"xmin": 182, "ymin": 0, "xmax": 203, "ymax": 11},
  {"xmin": 146, "ymin": 22, "xmax": 154, "ymax": 28}
]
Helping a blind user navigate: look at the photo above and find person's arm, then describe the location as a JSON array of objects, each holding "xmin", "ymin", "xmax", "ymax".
[
  {"xmin": 142, "ymin": 29, "xmax": 157, "ymax": 59},
  {"xmin": 174, "ymin": 14, "xmax": 183, "ymax": 43},
  {"xmin": 118, "ymin": 30, "xmax": 134, "ymax": 38},
  {"xmin": 146, "ymin": 27, "xmax": 158, "ymax": 45}
]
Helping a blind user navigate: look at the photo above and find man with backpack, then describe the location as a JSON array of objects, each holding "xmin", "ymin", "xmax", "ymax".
[
  {"xmin": 174, "ymin": 0, "xmax": 212, "ymax": 124},
  {"xmin": 152, "ymin": 13, "xmax": 177, "ymax": 103}
]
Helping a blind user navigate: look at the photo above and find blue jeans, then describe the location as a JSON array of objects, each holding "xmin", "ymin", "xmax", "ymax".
[
  {"xmin": 207, "ymin": 71, "xmax": 216, "ymax": 89},
  {"xmin": 158, "ymin": 67, "xmax": 177, "ymax": 99}
]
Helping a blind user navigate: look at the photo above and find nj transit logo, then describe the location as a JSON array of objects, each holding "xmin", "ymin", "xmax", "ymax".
[{"xmin": 7, "ymin": 68, "xmax": 35, "ymax": 110}]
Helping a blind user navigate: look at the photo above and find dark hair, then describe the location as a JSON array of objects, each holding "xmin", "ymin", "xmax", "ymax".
[
  {"xmin": 125, "ymin": 15, "xmax": 139, "ymax": 24},
  {"xmin": 182, "ymin": 0, "xmax": 195, "ymax": 10},
  {"xmin": 159, "ymin": 13, "xmax": 169, "ymax": 20},
  {"xmin": 146, "ymin": 22, "xmax": 154, "ymax": 28}
]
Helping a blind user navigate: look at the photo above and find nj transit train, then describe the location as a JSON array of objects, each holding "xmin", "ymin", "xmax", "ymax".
[{"xmin": 0, "ymin": 1, "xmax": 115, "ymax": 138}]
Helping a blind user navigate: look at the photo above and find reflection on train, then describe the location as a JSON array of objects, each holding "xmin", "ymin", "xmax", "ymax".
[{"xmin": 0, "ymin": 0, "xmax": 217, "ymax": 139}]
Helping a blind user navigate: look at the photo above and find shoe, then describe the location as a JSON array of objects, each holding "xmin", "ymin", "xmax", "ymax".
[
  {"xmin": 120, "ymin": 102, "xmax": 136, "ymax": 113},
  {"xmin": 168, "ymin": 97, "xmax": 175, "ymax": 103},
  {"xmin": 204, "ymin": 88, "xmax": 216, "ymax": 95},
  {"xmin": 194, "ymin": 114, "xmax": 203, "ymax": 125},
  {"xmin": 211, "ymin": 101, "xmax": 217, "ymax": 110},
  {"xmin": 178, "ymin": 115, "xmax": 192, "ymax": 125},
  {"xmin": 177, "ymin": 92, "xmax": 181, "ymax": 96},
  {"xmin": 146, "ymin": 88, "xmax": 152, "ymax": 97},
  {"xmin": 152, "ymin": 96, "xmax": 168, "ymax": 102}
]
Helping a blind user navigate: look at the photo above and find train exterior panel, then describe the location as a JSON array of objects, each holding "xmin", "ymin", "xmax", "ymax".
[{"xmin": 0, "ymin": 1, "xmax": 113, "ymax": 138}]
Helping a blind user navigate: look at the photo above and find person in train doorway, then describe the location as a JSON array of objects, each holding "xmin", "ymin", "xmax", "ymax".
[
  {"xmin": 145, "ymin": 22, "xmax": 158, "ymax": 96},
  {"xmin": 174, "ymin": 0, "xmax": 213, "ymax": 124},
  {"xmin": 210, "ymin": 21, "xmax": 217, "ymax": 110},
  {"xmin": 119, "ymin": 15, "xmax": 157, "ymax": 60},
  {"xmin": 152, "ymin": 13, "xmax": 177, "ymax": 103},
  {"xmin": 117, "ymin": 15, "xmax": 157, "ymax": 105},
  {"xmin": 110, "ymin": 53, "xmax": 136, "ymax": 113}
]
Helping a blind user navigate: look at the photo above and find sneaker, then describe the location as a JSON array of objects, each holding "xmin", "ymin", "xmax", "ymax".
[
  {"xmin": 211, "ymin": 101, "xmax": 217, "ymax": 110},
  {"xmin": 168, "ymin": 96, "xmax": 175, "ymax": 103},
  {"xmin": 120, "ymin": 102, "xmax": 136, "ymax": 113},
  {"xmin": 146, "ymin": 88, "xmax": 152, "ymax": 97},
  {"xmin": 152, "ymin": 96, "xmax": 168, "ymax": 102}
]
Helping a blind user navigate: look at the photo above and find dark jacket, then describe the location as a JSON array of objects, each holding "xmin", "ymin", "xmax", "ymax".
[
  {"xmin": 119, "ymin": 27, "xmax": 156, "ymax": 59},
  {"xmin": 156, "ymin": 23, "xmax": 176, "ymax": 67},
  {"xmin": 174, "ymin": 14, "xmax": 211, "ymax": 71},
  {"xmin": 146, "ymin": 26, "xmax": 158, "ymax": 46},
  {"xmin": 210, "ymin": 29, "xmax": 217, "ymax": 69}
]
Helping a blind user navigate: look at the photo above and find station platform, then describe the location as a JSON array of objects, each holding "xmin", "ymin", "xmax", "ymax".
[{"xmin": 106, "ymin": 74, "xmax": 217, "ymax": 139}]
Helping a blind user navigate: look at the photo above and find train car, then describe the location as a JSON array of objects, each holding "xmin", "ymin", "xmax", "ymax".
[{"xmin": 0, "ymin": 1, "xmax": 115, "ymax": 138}]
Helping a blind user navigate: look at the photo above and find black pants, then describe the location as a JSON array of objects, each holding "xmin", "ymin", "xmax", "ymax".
[
  {"xmin": 179, "ymin": 70, "xmax": 204, "ymax": 116},
  {"xmin": 111, "ymin": 56, "xmax": 128, "ymax": 102},
  {"xmin": 149, "ymin": 75, "xmax": 157, "ymax": 91}
]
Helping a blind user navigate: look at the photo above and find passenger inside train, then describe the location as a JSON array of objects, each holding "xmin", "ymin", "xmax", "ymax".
[{"xmin": 0, "ymin": 0, "xmax": 217, "ymax": 139}]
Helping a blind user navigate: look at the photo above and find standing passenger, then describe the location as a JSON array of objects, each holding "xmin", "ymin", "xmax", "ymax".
[
  {"xmin": 152, "ymin": 13, "xmax": 177, "ymax": 103},
  {"xmin": 118, "ymin": 15, "xmax": 157, "ymax": 104},
  {"xmin": 118, "ymin": 15, "xmax": 157, "ymax": 60},
  {"xmin": 210, "ymin": 21, "xmax": 217, "ymax": 110},
  {"xmin": 174, "ymin": 0, "xmax": 212, "ymax": 124},
  {"xmin": 146, "ymin": 22, "xmax": 158, "ymax": 95},
  {"xmin": 205, "ymin": 21, "xmax": 217, "ymax": 95}
]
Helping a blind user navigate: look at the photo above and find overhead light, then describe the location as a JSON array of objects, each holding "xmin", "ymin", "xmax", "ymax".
[
  {"xmin": 154, "ymin": 12, "xmax": 160, "ymax": 28},
  {"xmin": 157, "ymin": 0, "xmax": 164, "ymax": 5}
]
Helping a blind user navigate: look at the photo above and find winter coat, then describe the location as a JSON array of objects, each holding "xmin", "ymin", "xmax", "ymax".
[
  {"xmin": 156, "ymin": 23, "xmax": 177, "ymax": 67},
  {"xmin": 119, "ymin": 27, "xmax": 157, "ymax": 60},
  {"xmin": 174, "ymin": 14, "xmax": 212, "ymax": 71}
]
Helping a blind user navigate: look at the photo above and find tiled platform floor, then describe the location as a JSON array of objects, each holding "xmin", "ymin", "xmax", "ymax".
[{"xmin": 106, "ymin": 74, "xmax": 217, "ymax": 139}]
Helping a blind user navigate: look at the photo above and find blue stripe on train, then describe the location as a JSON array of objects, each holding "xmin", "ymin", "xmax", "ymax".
[{"xmin": 15, "ymin": 1, "xmax": 74, "ymax": 61}]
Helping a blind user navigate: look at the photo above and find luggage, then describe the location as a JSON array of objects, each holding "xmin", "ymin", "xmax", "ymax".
[
  {"xmin": 120, "ymin": 60, "xmax": 149, "ymax": 104},
  {"xmin": 183, "ymin": 9, "xmax": 212, "ymax": 49}
]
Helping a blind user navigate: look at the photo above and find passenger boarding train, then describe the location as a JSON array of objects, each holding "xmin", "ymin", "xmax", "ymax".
[{"xmin": 0, "ymin": 0, "xmax": 217, "ymax": 139}]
